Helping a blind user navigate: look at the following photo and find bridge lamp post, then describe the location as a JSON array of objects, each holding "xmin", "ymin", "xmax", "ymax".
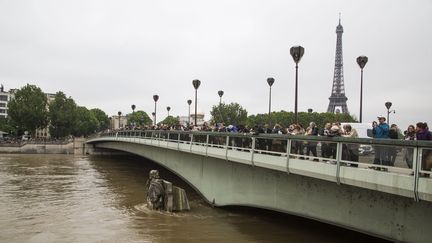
[
  {"xmin": 385, "ymin": 101, "xmax": 395, "ymax": 124},
  {"xmin": 187, "ymin": 99, "xmax": 192, "ymax": 126},
  {"xmin": 131, "ymin": 104, "xmax": 136, "ymax": 113},
  {"xmin": 267, "ymin": 77, "xmax": 275, "ymax": 126},
  {"xmin": 290, "ymin": 46, "xmax": 305, "ymax": 124},
  {"xmin": 192, "ymin": 79, "xmax": 201, "ymax": 127},
  {"xmin": 153, "ymin": 95, "xmax": 159, "ymax": 126},
  {"xmin": 218, "ymin": 90, "xmax": 224, "ymax": 106},
  {"xmin": 308, "ymin": 108, "xmax": 313, "ymax": 113},
  {"xmin": 356, "ymin": 56, "xmax": 368, "ymax": 123},
  {"xmin": 167, "ymin": 106, "xmax": 171, "ymax": 117},
  {"xmin": 117, "ymin": 111, "xmax": 122, "ymax": 129}
]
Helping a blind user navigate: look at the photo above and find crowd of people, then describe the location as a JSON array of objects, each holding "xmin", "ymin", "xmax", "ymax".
[{"xmin": 111, "ymin": 116, "xmax": 432, "ymax": 172}]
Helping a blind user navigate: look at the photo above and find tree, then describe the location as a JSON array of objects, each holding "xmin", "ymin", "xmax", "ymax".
[
  {"xmin": 127, "ymin": 110, "xmax": 152, "ymax": 126},
  {"xmin": 73, "ymin": 106, "xmax": 98, "ymax": 137},
  {"xmin": 90, "ymin": 108, "xmax": 110, "ymax": 131},
  {"xmin": 48, "ymin": 91, "xmax": 77, "ymax": 138},
  {"xmin": 0, "ymin": 117, "xmax": 16, "ymax": 136},
  {"xmin": 158, "ymin": 116, "xmax": 180, "ymax": 127},
  {"xmin": 246, "ymin": 111, "xmax": 356, "ymax": 129},
  {"xmin": 210, "ymin": 102, "xmax": 248, "ymax": 125},
  {"xmin": 7, "ymin": 84, "xmax": 48, "ymax": 135}
]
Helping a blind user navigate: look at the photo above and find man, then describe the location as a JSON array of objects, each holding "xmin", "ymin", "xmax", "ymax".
[{"xmin": 372, "ymin": 116, "xmax": 390, "ymax": 170}]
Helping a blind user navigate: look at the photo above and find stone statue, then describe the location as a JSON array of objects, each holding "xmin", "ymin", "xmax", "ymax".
[
  {"xmin": 146, "ymin": 170, "xmax": 165, "ymax": 210},
  {"xmin": 146, "ymin": 169, "xmax": 191, "ymax": 212}
]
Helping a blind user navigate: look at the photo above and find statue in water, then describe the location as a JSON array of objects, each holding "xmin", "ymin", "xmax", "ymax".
[
  {"xmin": 146, "ymin": 170, "xmax": 165, "ymax": 210},
  {"xmin": 145, "ymin": 169, "xmax": 191, "ymax": 212}
]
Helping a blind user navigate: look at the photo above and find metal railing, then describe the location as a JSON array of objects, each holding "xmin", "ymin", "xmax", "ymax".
[{"xmin": 93, "ymin": 130, "xmax": 432, "ymax": 201}]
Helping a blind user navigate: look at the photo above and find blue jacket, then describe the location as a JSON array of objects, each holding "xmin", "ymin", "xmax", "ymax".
[{"xmin": 373, "ymin": 123, "xmax": 389, "ymax": 139}]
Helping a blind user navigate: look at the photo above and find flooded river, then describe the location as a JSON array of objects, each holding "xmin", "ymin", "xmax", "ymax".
[{"xmin": 0, "ymin": 154, "xmax": 386, "ymax": 242}]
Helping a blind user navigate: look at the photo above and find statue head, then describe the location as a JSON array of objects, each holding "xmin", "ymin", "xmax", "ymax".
[{"xmin": 149, "ymin": 170, "xmax": 160, "ymax": 180}]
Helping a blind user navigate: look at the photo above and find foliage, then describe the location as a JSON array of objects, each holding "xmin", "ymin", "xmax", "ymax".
[
  {"xmin": 158, "ymin": 115, "xmax": 180, "ymax": 127},
  {"xmin": 48, "ymin": 91, "xmax": 77, "ymax": 138},
  {"xmin": 210, "ymin": 102, "xmax": 248, "ymax": 125},
  {"xmin": 7, "ymin": 84, "xmax": 48, "ymax": 135},
  {"xmin": 0, "ymin": 117, "xmax": 16, "ymax": 136},
  {"xmin": 73, "ymin": 106, "xmax": 98, "ymax": 137},
  {"xmin": 246, "ymin": 111, "xmax": 357, "ymax": 129},
  {"xmin": 90, "ymin": 108, "xmax": 110, "ymax": 131},
  {"xmin": 127, "ymin": 110, "xmax": 152, "ymax": 126}
]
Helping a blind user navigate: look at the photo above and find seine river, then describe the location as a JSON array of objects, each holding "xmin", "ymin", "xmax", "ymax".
[{"xmin": 0, "ymin": 154, "xmax": 387, "ymax": 243}]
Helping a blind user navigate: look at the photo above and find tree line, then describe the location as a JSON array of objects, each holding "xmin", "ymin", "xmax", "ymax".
[{"xmin": 0, "ymin": 84, "xmax": 110, "ymax": 138}]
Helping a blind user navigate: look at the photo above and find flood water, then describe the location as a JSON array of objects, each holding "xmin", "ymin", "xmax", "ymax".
[{"xmin": 0, "ymin": 154, "xmax": 387, "ymax": 242}]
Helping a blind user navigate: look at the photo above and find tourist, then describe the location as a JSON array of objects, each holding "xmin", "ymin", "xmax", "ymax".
[
  {"xmin": 388, "ymin": 124, "xmax": 400, "ymax": 166},
  {"xmin": 319, "ymin": 123, "xmax": 332, "ymax": 159},
  {"xmin": 372, "ymin": 116, "xmax": 390, "ymax": 170},
  {"xmin": 403, "ymin": 125, "xmax": 416, "ymax": 169},
  {"xmin": 305, "ymin": 122, "xmax": 319, "ymax": 160},
  {"xmin": 342, "ymin": 124, "xmax": 359, "ymax": 167},
  {"xmin": 416, "ymin": 122, "xmax": 432, "ymax": 175}
]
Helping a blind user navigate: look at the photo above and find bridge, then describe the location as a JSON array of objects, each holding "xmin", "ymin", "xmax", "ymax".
[{"xmin": 86, "ymin": 130, "xmax": 432, "ymax": 243}]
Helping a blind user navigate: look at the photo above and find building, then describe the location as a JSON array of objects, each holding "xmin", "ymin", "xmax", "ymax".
[
  {"xmin": 0, "ymin": 84, "xmax": 13, "ymax": 119},
  {"xmin": 110, "ymin": 115, "xmax": 128, "ymax": 130}
]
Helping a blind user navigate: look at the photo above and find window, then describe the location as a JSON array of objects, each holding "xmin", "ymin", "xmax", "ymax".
[
  {"xmin": 0, "ymin": 109, "xmax": 5, "ymax": 113},
  {"xmin": 0, "ymin": 103, "xmax": 5, "ymax": 107},
  {"xmin": 0, "ymin": 95, "xmax": 7, "ymax": 101}
]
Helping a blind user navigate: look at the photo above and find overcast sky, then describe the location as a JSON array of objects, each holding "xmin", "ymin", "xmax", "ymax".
[{"xmin": 1, "ymin": 0, "xmax": 431, "ymax": 129}]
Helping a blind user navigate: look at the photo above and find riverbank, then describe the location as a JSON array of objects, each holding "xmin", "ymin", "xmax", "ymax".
[{"xmin": 0, "ymin": 138, "xmax": 86, "ymax": 154}]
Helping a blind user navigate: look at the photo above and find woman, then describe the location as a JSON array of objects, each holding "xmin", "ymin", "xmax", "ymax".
[
  {"xmin": 416, "ymin": 122, "xmax": 432, "ymax": 175},
  {"xmin": 305, "ymin": 122, "xmax": 319, "ymax": 160},
  {"xmin": 342, "ymin": 124, "xmax": 359, "ymax": 167},
  {"xmin": 403, "ymin": 125, "xmax": 416, "ymax": 169}
]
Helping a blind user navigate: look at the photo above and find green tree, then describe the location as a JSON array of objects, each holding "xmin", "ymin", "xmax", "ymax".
[
  {"xmin": 210, "ymin": 102, "xmax": 248, "ymax": 125},
  {"xmin": 158, "ymin": 116, "xmax": 180, "ymax": 127},
  {"xmin": 127, "ymin": 110, "xmax": 152, "ymax": 126},
  {"xmin": 73, "ymin": 106, "xmax": 98, "ymax": 137},
  {"xmin": 48, "ymin": 91, "xmax": 77, "ymax": 138},
  {"xmin": 7, "ymin": 84, "xmax": 48, "ymax": 135},
  {"xmin": 246, "ymin": 111, "xmax": 356, "ymax": 129},
  {"xmin": 90, "ymin": 108, "xmax": 110, "ymax": 131},
  {"xmin": 0, "ymin": 117, "xmax": 16, "ymax": 136}
]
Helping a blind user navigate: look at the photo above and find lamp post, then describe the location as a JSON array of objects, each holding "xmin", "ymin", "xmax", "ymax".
[
  {"xmin": 218, "ymin": 90, "xmax": 224, "ymax": 105},
  {"xmin": 290, "ymin": 46, "xmax": 305, "ymax": 124},
  {"xmin": 187, "ymin": 99, "xmax": 192, "ymax": 126},
  {"xmin": 385, "ymin": 101, "xmax": 395, "ymax": 124},
  {"xmin": 308, "ymin": 108, "xmax": 313, "ymax": 113},
  {"xmin": 117, "ymin": 111, "xmax": 122, "ymax": 129},
  {"xmin": 192, "ymin": 79, "xmax": 201, "ymax": 126},
  {"xmin": 167, "ymin": 106, "xmax": 171, "ymax": 117},
  {"xmin": 267, "ymin": 77, "xmax": 275, "ymax": 125},
  {"xmin": 153, "ymin": 95, "xmax": 159, "ymax": 126},
  {"xmin": 131, "ymin": 104, "xmax": 136, "ymax": 113},
  {"xmin": 356, "ymin": 56, "xmax": 368, "ymax": 123}
]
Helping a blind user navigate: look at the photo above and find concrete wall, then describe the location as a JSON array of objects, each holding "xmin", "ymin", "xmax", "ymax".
[{"xmin": 93, "ymin": 140, "xmax": 432, "ymax": 243}]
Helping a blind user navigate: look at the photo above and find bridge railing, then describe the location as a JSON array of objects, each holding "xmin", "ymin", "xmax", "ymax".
[{"xmin": 98, "ymin": 130, "xmax": 432, "ymax": 201}]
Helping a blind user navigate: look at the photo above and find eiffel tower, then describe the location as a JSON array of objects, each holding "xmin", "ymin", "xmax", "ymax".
[{"xmin": 327, "ymin": 15, "xmax": 349, "ymax": 114}]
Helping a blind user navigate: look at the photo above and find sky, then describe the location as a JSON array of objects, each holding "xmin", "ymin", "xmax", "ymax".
[{"xmin": 0, "ymin": 0, "xmax": 431, "ymax": 129}]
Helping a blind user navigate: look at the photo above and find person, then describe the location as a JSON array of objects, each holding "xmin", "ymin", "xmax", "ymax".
[
  {"xmin": 416, "ymin": 122, "xmax": 432, "ymax": 175},
  {"xmin": 403, "ymin": 125, "xmax": 416, "ymax": 169},
  {"xmin": 342, "ymin": 124, "xmax": 359, "ymax": 167},
  {"xmin": 305, "ymin": 122, "xmax": 319, "ymax": 160},
  {"xmin": 388, "ymin": 124, "xmax": 400, "ymax": 166},
  {"xmin": 289, "ymin": 123, "xmax": 305, "ymax": 158},
  {"xmin": 319, "ymin": 123, "xmax": 332, "ymax": 159},
  {"xmin": 372, "ymin": 116, "xmax": 390, "ymax": 170}
]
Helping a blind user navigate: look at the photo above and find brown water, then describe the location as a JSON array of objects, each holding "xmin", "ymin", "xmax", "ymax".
[{"xmin": 0, "ymin": 154, "xmax": 387, "ymax": 243}]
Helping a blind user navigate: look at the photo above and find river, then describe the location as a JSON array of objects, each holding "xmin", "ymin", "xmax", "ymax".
[{"xmin": 0, "ymin": 154, "xmax": 387, "ymax": 242}]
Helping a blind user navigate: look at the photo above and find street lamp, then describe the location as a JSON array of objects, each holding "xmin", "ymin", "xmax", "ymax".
[
  {"xmin": 357, "ymin": 56, "xmax": 368, "ymax": 123},
  {"xmin": 267, "ymin": 77, "xmax": 275, "ymax": 125},
  {"xmin": 153, "ymin": 95, "xmax": 159, "ymax": 126},
  {"xmin": 218, "ymin": 90, "xmax": 224, "ymax": 105},
  {"xmin": 187, "ymin": 99, "xmax": 192, "ymax": 126},
  {"xmin": 167, "ymin": 106, "xmax": 171, "ymax": 117},
  {"xmin": 192, "ymin": 79, "xmax": 201, "ymax": 126},
  {"xmin": 117, "ymin": 111, "xmax": 122, "ymax": 129},
  {"xmin": 131, "ymin": 104, "xmax": 136, "ymax": 113},
  {"xmin": 290, "ymin": 46, "xmax": 305, "ymax": 124},
  {"xmin": 385, "ymin": 101, "xmax": 395, "ymax": 124},
  {"xmin": 308, "ymin": 108, "xmax": 313, "ymax": 113}
]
